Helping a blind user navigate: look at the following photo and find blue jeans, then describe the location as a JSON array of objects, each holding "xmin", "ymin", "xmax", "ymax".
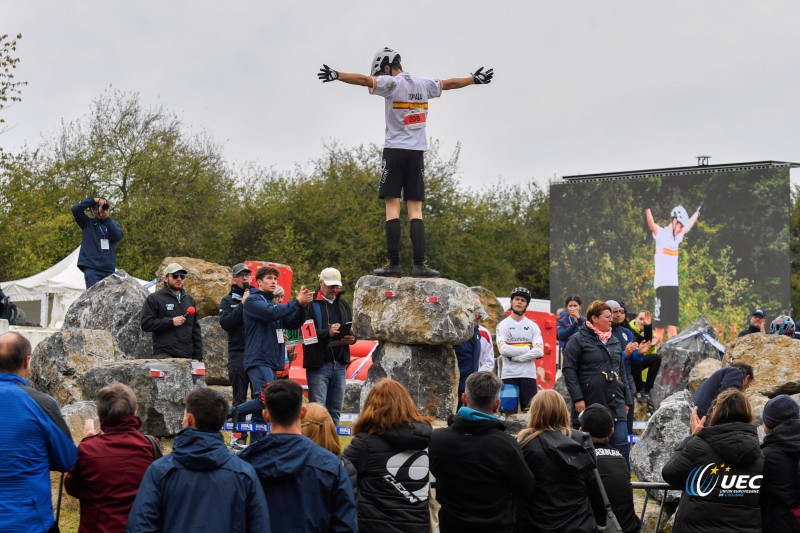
[
  {"xmin": 610, "ymin": 418, "xmax": 630, "ymax": 468},
  {"xmin": 245, "ymin": 365, "xmax": 276, "ymax": 441},
  {"xmin": 306, "ymin": 361, "xmax": 346, "ymax": 426},
  {"xmin": 83, "ymin": 267, "xmax": 113, "ymax": 288}
]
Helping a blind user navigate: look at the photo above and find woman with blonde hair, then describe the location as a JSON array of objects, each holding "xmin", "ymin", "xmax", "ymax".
[
  {"xmin": 662, "ymin": 388, "xmax": 764, "ymax": 532},
  {"xmin": 343, "ymin": 378, "xmax": 432, "ymax": 533},
  {"xmin": 515, "ymin": 389, "xmax": 598, "ymax": 532},
  {"xmin": 301, "ymin": 402, "xmax": 357, "ymax": 496}
]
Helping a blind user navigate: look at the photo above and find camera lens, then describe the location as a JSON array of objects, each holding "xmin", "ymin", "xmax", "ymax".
[{"xmin": 100, "ymin": 204, "xmax": 110, "ymax": 211}]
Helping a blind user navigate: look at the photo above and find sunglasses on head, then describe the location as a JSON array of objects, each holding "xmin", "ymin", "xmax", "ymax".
[{"xmin": 170, "ymin": 273, "xmax": 186, "ymax": 280}]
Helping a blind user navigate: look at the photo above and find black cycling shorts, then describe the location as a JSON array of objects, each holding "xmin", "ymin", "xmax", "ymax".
[
  {"xmin": 655, "ymin": 285, "xmax": 679, "ymax": 326},
  {"xmin": 379, "ymin": 147, "xmax": 425, "ymax": 201}
]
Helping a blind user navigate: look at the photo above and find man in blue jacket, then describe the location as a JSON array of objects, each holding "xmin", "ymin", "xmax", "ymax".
[
  {"xmin": 239, "ymin": 379, "xmax": 357, "ymax": 532},
  {"xmin": 244, "ymin": 266, "xmax": 312, "ymax": 439},
  {"xmin": 71, "ymin": 196, "xmax": 123, "ymax": 288},
  {"xmin": 219, "ymin": 263, "xmax": 252, "ymax": 407},
  {"xmin": 127, "ymin": 388, "xmax": 269, "ymax": 533},
  {"xmin": 0, "ymin": 332, "xmax": 77, "ymax": 533},
  {"xmin": 693, "ymin": 363, "xmax": 753, "ymax": 418}
]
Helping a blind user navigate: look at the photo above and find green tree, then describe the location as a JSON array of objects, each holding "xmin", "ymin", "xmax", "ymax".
[{"xmin": 0, "ymin": 33, "xmax": 25, "ymax": 136}]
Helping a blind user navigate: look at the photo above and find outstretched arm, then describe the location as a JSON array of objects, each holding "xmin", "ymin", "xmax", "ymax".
[
  {"xmin": 442, "ymin": 66, "xmax": 493, "ymax": 90},
  {"xmin": 684, "ymin": 208, "xmax": 700, "ymax": 234},
  {"xmin": 645, "ymin": 208, "xmax": 658, "ymax": 235},
  {"xmin": 318, "ymin": 65, "xmax": 373, "ymax": 88}
]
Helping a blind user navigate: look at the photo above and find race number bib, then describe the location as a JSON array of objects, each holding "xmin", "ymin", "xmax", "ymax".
[
  {"xmin": 301, "ymin": 319, "xmax": 319, "ymax": 345},
  {"xmin": 403, "ymin": 109, "xmax": 427, "ymax": 130}
]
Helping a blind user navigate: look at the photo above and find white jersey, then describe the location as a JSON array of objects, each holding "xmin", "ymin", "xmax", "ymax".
[
  {"xmin": 478, "ymin": 325, "xmax": 495, "ymax": 373},
  {"xmin": 370, "ymin": 72, "xmax": 442, "ymax": 151},
  {"xmin": 496, "ymin": 315, "xmax": 544, "ymax": 379},
  {"xmin": 653, "ymin": 225, "xmax": 684, "ymax": 288}
]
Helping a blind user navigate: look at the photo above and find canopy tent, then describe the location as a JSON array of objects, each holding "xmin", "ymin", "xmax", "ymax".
[{"xmin": 0, "ymin": 247, "xmax": 153, "ymax": 328}]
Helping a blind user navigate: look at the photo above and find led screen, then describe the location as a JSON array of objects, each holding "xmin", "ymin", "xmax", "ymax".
[{"xmin": 550, "ymin": 164, "xmax": 790, "ymax": 342}]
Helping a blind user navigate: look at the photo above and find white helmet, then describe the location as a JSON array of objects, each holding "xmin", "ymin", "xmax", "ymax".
[
  {"xmin": 371, "ymin": 47, "xmax": 401, "ymax": 76},
  {"xmin": 670, "ymin": 205, "xmax": 689, "ymax": 226}
]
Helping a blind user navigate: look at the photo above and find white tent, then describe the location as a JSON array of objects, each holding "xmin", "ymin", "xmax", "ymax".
[{"xmin": 0, "ymin": 247, "xmax": 153, "ymax": 328}]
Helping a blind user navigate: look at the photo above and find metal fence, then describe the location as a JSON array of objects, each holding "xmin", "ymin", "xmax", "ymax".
[{"xmin": 631, "ymin": 482, "xmax": 674, "ymax": 532}]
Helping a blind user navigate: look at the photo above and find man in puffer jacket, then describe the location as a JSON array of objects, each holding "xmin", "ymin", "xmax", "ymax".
[{"xmin": 127, "ymin": 388, "xmax": 269, "ymax": 532}]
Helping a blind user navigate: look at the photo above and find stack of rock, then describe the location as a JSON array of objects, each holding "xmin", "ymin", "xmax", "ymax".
[
  {"xmin": 30, "ymin": 258, "xmax": 233, "ymax": 437},
  {"xmin": 351, "ymin": 275, "xmax": 475, "ymax": 420}
]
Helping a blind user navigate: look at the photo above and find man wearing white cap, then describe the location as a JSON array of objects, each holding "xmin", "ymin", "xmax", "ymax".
[
  {"xmin": 140, "ymin": 262, "xmax": 202, "ymax": 360},
  {"xmin": 302, "ymin": 267, "xmax": 356, "ymax": 426}
]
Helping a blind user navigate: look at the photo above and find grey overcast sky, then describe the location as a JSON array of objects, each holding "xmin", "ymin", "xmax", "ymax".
[{"xmin": 4, "ymin": 1, "xmax": 800, "ymax": 189}]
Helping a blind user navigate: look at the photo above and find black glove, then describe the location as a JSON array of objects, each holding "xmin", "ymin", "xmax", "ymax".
[
  {"xmin": 318, "ymin": 64, "xmax": 339, "ymax": 83},
  {"xmin": 472, "ymin": 67, "xmax": 494, "ymax": 85}
]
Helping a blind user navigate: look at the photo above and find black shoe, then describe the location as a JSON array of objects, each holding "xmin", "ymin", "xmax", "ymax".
[
  {"xmin": 374, "ymin": 263, "xmax": 402, "ymax": 277},
  {"xmin": 411, "ymin": 263, "xmax": 440, "ymax": 278}
]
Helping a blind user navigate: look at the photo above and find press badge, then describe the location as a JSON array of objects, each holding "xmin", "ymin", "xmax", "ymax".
[
  {"xmin": 276, "ymin": 328, "xmax": 285, "ymax": 344},
  {"xmin": 100, "ymin": 239, "xmax": 110, "ymax": 250}
]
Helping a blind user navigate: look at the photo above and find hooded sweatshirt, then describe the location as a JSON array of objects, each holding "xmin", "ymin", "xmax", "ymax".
[
  {"xmin": 126, "ymin": 428, "xmax": 269, "ymax": 533},
  {"xmin": 662, "ymin": 422, "xmax": 764, "ymax": 533},
  {"xmin": 429, "ymin": 411, "xmax": 534, "ymax": 533},
  {"xmin": 343, "ymin": 421, "xmax": 432, "ymax": 533},
  {"xmin": 238, "ymin": 432, "xmax": 357, "ymax": 532},
  {"xmin": 761, "ymin": 418, "xmax": 800, "ymax": 532}
]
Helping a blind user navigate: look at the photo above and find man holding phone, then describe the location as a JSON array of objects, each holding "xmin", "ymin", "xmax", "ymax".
[
  {"xmin": 71, "ymin": 195, "xmax": 124, "ymax": 288},
  {"xmin": 303, "ymin": 267, "xmax": 356, "ymax": 426}
]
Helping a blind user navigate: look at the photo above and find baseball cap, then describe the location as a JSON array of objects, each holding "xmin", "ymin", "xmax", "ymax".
[
  {"xmin": 319, "ymin": 267, "xmax": 342, "ymax": 287},
  {"xmin": 163, "ymin": 262, "xmax": 187, "ymax": 276},
  {"xmin": 232, "ymin": 263, "xmax": 251, "ymax": 277},
  {"xmin": 751, "ymin": 308, "xmax": 766, "ymax": 318},
  {"xmin": 579, "ymin": 403, "xmax": 614, "ymax": 440},
  {"xmin": 763, "ymin": 394, "xmax": 799, "ymax": 429}
]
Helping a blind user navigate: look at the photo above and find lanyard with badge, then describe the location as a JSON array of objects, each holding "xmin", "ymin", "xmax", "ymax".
[{"xmin": 97, "ymin": 223, "xmax": 110, "ymax": 251}]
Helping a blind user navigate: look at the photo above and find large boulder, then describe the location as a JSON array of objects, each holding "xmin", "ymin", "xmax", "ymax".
[
  {"xmin": 630, "ymin": 390, "xmax": 693, "ymax": 502},
  {"xmin": 686, "ymin": 358, "xmax": 722, "ymax": 394},
  {"xmin": 342, "ymin": 379, "xmax": 364, "ymax": 414},
  {"xmin": 156, "ymin": 257, "xmax": 230, "ymax": 318},
  {"xmin": 725, "ymin": 333, "xmax": 800, "ymax": 397},
  {"xmin": 30, "ymin": 328, "xmax": 127, "ymax": 405},
  {"xmin": 77, "ymin": 358, "xmax": 206, "ymax": 436},
  {"xmin": 61, "ymin": 271, "xmax": 152, "ymax": 358},
  {"xmin": 198, "ymin": 316, "xmax": 229, "ymax": 385},
  {"xmin": 651, "ymin": 317, "xmax": 722, "ymax": 406},
  {"xmin": 352, "ymin": 276, "xmax": 474, "ymax": 345},
  {"xmin": 470, "ymin": 286, "xmax": 505, "ymax": 338},
  {"xmin": 61, "ymin": 400, "xmax": 99, "ymax": 443},
  {"xmin": 361, "ymin": 341, "xmax": 458, "ymax": 420}
]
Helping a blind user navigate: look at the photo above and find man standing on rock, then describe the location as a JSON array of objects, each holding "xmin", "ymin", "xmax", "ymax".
[
  {"xmin": 71, "ymin": 195, "xmax": 124, "ymax": 288},
  {"xmin": 140, "ymin": 262, "xmax": 203, "ymax": 361},
  {"xmin": 318, "ymin": 48, "xmax": 493, "ymax": 278},
  {"xmin": 0, "ymin": 331, "xmax": 77, "ymax": 533},
  {"xmin": 303, "ymin": 267, "xmax": 355, "ymax": 427},
  {"xmin": 220, "ymin": 263, "xmax": 252, "ymax": 407}
]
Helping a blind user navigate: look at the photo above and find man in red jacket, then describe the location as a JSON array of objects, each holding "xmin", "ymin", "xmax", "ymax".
[{"xmin": 65, "ymin": 383, "xmax": 159, "ymax": 533}]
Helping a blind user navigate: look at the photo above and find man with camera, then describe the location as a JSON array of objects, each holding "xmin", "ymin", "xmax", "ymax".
[{"xmin": 71, "ymin": 196, "xmax": 124, "ymax": 288}]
